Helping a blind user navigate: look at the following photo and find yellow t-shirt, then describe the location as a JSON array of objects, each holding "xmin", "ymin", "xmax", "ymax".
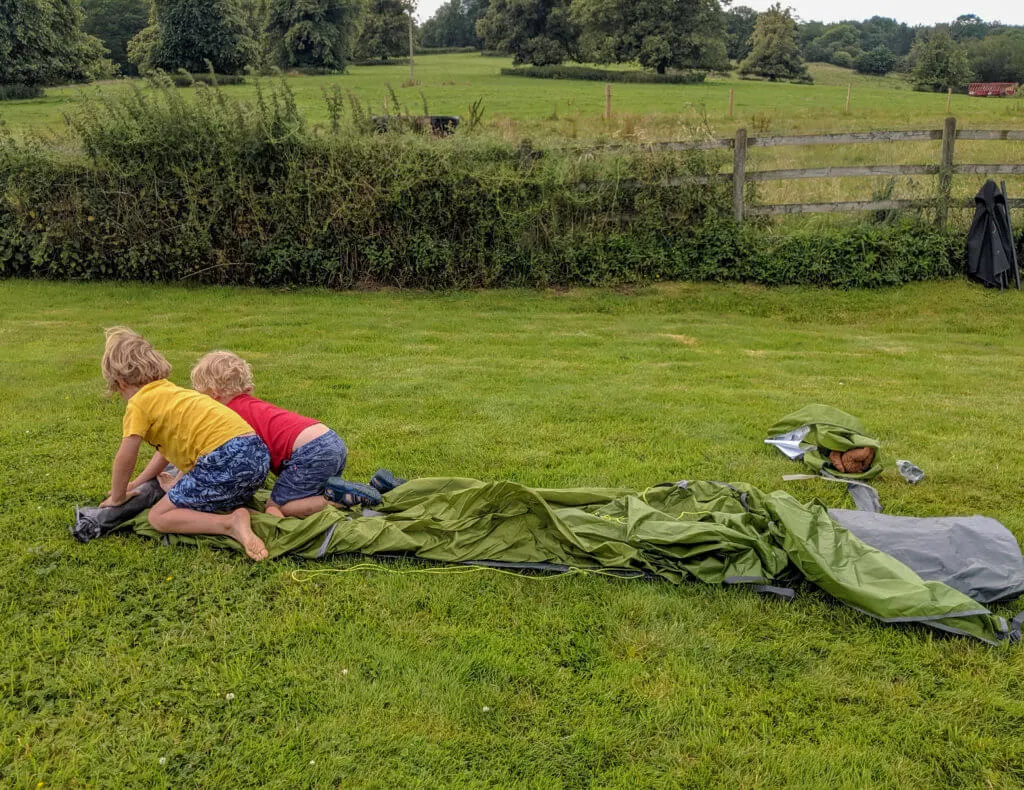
[{"xmin": 123, "ymin": 379, "xmax": 253, "ymax": 472}]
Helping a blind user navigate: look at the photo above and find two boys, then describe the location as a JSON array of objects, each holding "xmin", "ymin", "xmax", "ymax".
[{"xmin": 100, "ymin": 327, "xmax": 352, "ymax": 561}]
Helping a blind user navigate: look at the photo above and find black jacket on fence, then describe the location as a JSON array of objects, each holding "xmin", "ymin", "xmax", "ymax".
[{"xmin": 966, "ymin": 180, "xmax": 1018, "ymax": 289}]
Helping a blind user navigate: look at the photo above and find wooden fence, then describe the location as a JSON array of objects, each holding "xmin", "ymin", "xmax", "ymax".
[{"xmin": 596, "ymin": 118, "xmax": 1024, "ymax": 225}]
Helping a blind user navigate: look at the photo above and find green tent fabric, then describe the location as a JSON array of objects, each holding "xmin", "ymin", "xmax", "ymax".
[
  {"xmin": 767, "ymin": 404, "xmax": 885, "ymax": 480},
  {"xmin": 120, "ymin": 477, "xmax": 1013, "ymax": 645}
]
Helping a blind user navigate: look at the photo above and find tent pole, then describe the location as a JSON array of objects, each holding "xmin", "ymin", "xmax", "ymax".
[{"xmin": 1002, "ymin": 180, "xmax": 1021, "ymax": 290}]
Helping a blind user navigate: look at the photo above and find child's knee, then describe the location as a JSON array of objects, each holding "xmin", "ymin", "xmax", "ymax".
[
  {"xmin": 148, "ymin": 502, "xmax": 174, "ymax": 531},
  {"xmin": 148, "ymin": 511, "xmax": 171, "ymax": 532}
]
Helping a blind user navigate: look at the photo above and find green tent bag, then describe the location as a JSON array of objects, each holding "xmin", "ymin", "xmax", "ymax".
[{"xmin": 766, "ymin": 404, "xmax": 884, "ymax": 480}]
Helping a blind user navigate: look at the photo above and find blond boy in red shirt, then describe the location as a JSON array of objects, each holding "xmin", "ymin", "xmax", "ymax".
[{"xmin": 190, "ymin": 351, "xmax": 351, "ymax": 519}]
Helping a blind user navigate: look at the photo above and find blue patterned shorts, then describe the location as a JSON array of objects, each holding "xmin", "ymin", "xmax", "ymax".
[
  {"xmin": 168, "ymin": 435, "xmax": 270, "ymax": 513},
  {"xmin": 271, "ymin": 430, "xmax": 347, "ymax": 505}
]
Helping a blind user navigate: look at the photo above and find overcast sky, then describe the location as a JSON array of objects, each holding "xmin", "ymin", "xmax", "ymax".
[{"xmin": 414, "ymin": 1, "xmax": 1024, "ymax": 27}]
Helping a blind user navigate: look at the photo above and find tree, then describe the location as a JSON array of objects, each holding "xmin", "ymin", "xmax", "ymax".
[
  {"xmin": 130, "ymin": 0, "xmax": 256, "ymax": 73},
  {"xmin": 830, "ymin": 50, "xmax": 853, "ymax": 69},
  {"xmin": 858, "ymin": 16, "xmax": 913, "ymax": 56},
  {"xmin": 356, "ymin": 0, "xmax": 415, "ymax": 61},
  {"xmin": 739, "ymin": 4, "xmax": 810, "ymax": 82},
  {"xmin": 475, "ymin": 0, "xmax": 578, "ymax": 65},
  {"xmin": 420, "ymin": 0, "xmax": 469, "ymax": 47},
  {"xmin": 571, "ymin": 0, "xmax": 729, "ymax": 75},
  {"xmin": 910, "ymin": 29, "xmax": 973, "ymax": 92},
  {"xmin": 854, "ymin": 44, "xmax": 897, "ymax": 75},
  {"xmin": 809, "ymin": 23, "xmax": 861, "ymax": 63},
  {"xmin": 419, "ymin": 0, "xmax": 489, "ymax": 48},
  {"xmin": 238, "ymin": 0, "xmax": 270, "ymax": 68},
  {"xmin": 81, "ymin": 0, "xmax": 148, "ymax": 74},
  {"xmin": 724, "ymin": 5, "xmax": 758, "ymax": 62},
  {"xmin": 797, "ymin": 19, "xmax": 825, "ymax": 57},
  {"xmin": 0, "ymin": 0, "xmax": 111, "ymax": 87},
  {"xmin": 950, "ymin": 13, "xmax": 986, "ymax": 43},
  {"xmin": 967, "ymin": 31, "xmax": 1024, "ymax": 83},
  {"xmin": 266, "ymin": 0, "xmax": 362, "ymax": 69}
]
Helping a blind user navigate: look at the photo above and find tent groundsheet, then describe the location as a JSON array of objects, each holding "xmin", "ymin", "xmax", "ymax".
[
  {"xmin": 829, "ymin": 509, "xmax": 1024, "ymax": 605},
  {"xmin": 110, "ymin": 477, "xmax": 1019, "ymax": 645}
]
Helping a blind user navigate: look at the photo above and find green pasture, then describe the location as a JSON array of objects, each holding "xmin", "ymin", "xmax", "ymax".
[
  {"xmin": 2, "ymin": 279, "xmax": 1024, "ymax": 787},
  {"xmin": 2, "ymin": 54, "xmax": 1023, "ymax": 138}
]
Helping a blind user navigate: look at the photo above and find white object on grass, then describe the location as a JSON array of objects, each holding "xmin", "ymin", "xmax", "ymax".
[{"xmin": 765, "ymin": 424, "xmax": 814, "ymax": 461}]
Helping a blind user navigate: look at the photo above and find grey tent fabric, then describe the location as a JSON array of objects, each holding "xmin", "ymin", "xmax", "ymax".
[
  {"xmin": 70, "ymin": 479, "xmax": 164, "ymax": 542},
  {"xmin": 829, "ymin": 509, "xmax": 1024, "ymax": 605},
  {"xmin": 782, "ymin": 473, "xmax": 883, "ymax": 513}
]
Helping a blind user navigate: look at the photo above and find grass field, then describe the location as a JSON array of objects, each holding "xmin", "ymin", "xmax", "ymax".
[
  {"xmin": 3, "ymin": 279, "xmax": 1024, "ymax": 787},
  {"xmin": 2, "ymin": 54, "xmax": 1023, "ymax": 217},
  {"xmin": 2, "ymin": 55, "xmax": 1023, "ymax": 138}
]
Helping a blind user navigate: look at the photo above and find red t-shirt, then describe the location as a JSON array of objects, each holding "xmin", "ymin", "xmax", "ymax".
[{"xmin": 226, "ymin": 394, "xmax": 318, "ymax": 474}]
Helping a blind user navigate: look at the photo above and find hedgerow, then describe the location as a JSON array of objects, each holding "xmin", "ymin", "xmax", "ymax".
[
  {"xmin": 0, "ymin": 75, "xmax": 970, "ymax": 289},
  {"xmin": 415, "ymin": 46, "xmax": 479, "ymax": 55},
  {"xmin": 0, "ymin": 84, "xmax": 46, "ymax": 101},
  {"xmin": 500, "ymin": 65, "xmax": 708, "ymax": 84},
  {"xmin": 168, "ymin": 72, "xmax": 246, "ymax": 86}
]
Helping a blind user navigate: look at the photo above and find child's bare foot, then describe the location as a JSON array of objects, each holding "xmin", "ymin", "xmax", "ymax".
[
  {"xmin": 229, "ymin": 509, "xmax": 268, "ymax": 561},
  {"xmin": 266, "ymin": 503, "xmax": 285, "ymax": 519}
]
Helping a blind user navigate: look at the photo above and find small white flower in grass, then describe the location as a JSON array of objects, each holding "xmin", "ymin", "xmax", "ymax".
[
  {"xmin": 309, "ymin": 760, "xmax": 316, "ymax": 766},
  {"xmin": 158, "ymin": 757, "xmax": 167, "ymax": 766},
  {"xmin": 482, "ymin": 706, "xmax": 490, "ymax": 713},
  {"xmin": 342, "ymin": 669, "xmax": 349, "ymax": 676},
  {"xmin": 225, "ymin": 693, "xmax": 235, "ymax": 701}
]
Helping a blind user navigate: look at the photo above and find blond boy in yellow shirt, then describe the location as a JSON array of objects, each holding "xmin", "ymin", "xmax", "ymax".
[{"xmin": 100, "ymin": 327, "xmax": 271, "ymax": 561}]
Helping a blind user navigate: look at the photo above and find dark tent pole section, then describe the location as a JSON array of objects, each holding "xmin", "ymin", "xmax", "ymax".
[{"xmin": 1001, "ymin": 180, "xmax": 1022, "ymax": 290}]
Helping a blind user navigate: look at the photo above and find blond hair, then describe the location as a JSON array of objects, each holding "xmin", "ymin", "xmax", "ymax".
[
  {"xmin": 101, "ymin": 327, "xmax": 172, "ymax": 395},
  {"xmin": 190, "ymin": 350, "xmax": 254, "ymax": 398}
]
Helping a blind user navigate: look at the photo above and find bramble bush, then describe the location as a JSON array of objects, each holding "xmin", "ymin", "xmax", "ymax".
[{"xmin": 0, "ymin": 75, "xmax": 974, "ymax": 289}]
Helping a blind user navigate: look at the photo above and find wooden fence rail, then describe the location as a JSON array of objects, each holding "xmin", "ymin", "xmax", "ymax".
[{"xmin": 588, "ymin": 118, "xmax": 1024, "ymax": 224}]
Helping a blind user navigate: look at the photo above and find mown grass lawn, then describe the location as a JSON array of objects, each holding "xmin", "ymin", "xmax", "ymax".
[{"xmin": 2, "ymin": 278, "xmax": 1024, "ymax": 788}]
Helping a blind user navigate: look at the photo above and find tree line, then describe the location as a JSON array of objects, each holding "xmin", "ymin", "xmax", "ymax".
[
  {"xmin": 3, "ymin": 0, "xmax": 1024, "ymax": 91},
  {"xmin": 452, "ymin": 2, "xmax": 1024, "ymax": 89},
  {"xmin": 2, "ymin": 0, "xmax": 415, "ymax": 89}
]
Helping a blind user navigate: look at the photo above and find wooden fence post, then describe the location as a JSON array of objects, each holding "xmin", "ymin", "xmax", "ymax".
[
  {"xmin": 733, "ymin": 128, "xmax": 747, "ymax": 222},
  {"xmin": 938, "ymin": 116, "xmax": 957, "ymax": 228},
  {"xmin": 408, "ymin": 15, "xmax": 415, "ymax": 83},
  {"xmin": 946, "ymin": 88, "xmax": 953, "ymax": 114},
  {"xmin": 729, "ymin": 88, "xmax": 734, "ymax": 119},
  {"xmin": 845, "ymin": 84, "xmax": 851, "ymax": 113},
  {"xmin": 604, "ymin": 83, "xmax": 611, "ymax": 120}
]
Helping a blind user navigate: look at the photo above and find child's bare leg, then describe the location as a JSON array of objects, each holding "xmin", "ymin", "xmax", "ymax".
[
  {"xmin": 148, "ymin": 496, "xmax": 268, "ymax": 561},
  {"xmin": 265, "ymin": 501, "xmax": 285, "ymax": 519},
  {"xmin": 277, "ymin": 496, "xmax": 332, "ymax": 519}
]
